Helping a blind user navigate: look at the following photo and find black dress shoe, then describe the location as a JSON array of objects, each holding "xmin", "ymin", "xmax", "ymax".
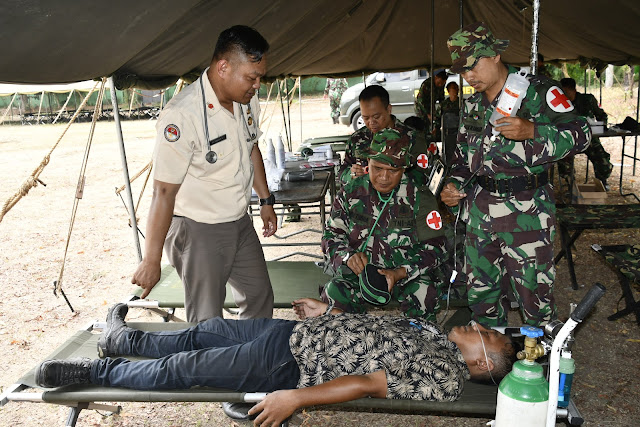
[
  {"xmin": 222, "ymin": 401, "xmax": 257, "ymax": 420},
  {"xmin": 97, "ymin": 303, "xmax": 131, "ymax": 358},
  {"xmin": 35, "ymin": 358, "xmax": 93, "ymax": 388}
]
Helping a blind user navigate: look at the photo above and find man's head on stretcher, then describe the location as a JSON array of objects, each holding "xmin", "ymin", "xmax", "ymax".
[{"xmin": 448, "ymin": 321, "xmax": 517, "ymax": 384}]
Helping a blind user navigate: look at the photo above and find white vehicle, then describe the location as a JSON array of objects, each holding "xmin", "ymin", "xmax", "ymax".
[{"xmin": 339, "ymin": 69, "xmax": 473, "ymax": 131}]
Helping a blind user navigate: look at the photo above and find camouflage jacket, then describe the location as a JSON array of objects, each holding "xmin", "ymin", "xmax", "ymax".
[
  {"xmin": 324, "ymin": 78, "xmax": 348, "ymax": 95},
  {"xmin": 573, "ymin": 92, "xmax": 607, "ymax": 122},
  {"xmin": 415, "ymin": 77, "xmax": 445, "ymax": 122},
  {"xmin": 441, "ymin": 97, "xmax": 461, "ymax": 117},
  {"xmin": 338, "ymin": 116, "xmax": 432, "ymax": 185},
  {"xmin": 448, "ymin": 65, "xmax": 591, "ymax": 232},
  {"xmin": 322, "ymin": 174, "xmax": 446, "ymax": 286}
]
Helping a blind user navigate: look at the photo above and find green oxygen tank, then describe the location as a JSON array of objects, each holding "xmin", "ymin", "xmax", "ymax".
[{"xmin": 494, "ymin": 326, "xmax": 549, "ymax": 426}]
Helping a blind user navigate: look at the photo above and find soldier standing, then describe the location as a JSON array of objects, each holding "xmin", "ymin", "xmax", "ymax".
[
  {"xmin": 324, "ymin": 78, "xmax": 348, "ymax": 124},
  {"xmin": 440, "ymin": 22, "xmax": 591, "ymax": 327},
  {"xmin": 415, "ymin": 69, "xmax": 447, "ymax": 133},
  {"xmin": 558, "ymin": 77, "xmax": 613, "ymax": 189},
  {"xmin": 321, "ymin": 129, "xmax": 447, "ymax": 321}
]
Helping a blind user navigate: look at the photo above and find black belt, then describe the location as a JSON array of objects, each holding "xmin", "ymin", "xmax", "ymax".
[{"xmin": 477, "ymin": 171, "xmax": 549, "ymax": 195}]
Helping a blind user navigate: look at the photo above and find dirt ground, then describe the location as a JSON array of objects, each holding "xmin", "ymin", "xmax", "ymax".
[{"xmin": 1, "ymin": 93, "xmax": 640, "ymax": 426}]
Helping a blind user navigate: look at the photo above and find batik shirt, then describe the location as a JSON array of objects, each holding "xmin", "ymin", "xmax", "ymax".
[
  {"xmin": 448, "ymin": 65, "xmax": 591, "ymax": 232},
  {"xmin": 289, "ymin": 314, "xmax": 470, "ymax": 401}
]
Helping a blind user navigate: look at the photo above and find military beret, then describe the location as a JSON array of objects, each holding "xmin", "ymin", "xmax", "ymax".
[
  {"xmin": 367, "ymin": 128, "xmax": 411, "ymax": 168},
  {"xmin": 447, "ymin": 21, "xmax": 509, "ymax": 74}
]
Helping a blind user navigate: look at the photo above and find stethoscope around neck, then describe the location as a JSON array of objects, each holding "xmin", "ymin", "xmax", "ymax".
[{"xmin": 199, "ymin": 74, "xmax": 257, "ymax": 164}]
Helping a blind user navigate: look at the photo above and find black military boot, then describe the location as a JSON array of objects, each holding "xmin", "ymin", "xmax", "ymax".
[
  {"xmin": 35, "ymin": 358, "xmax": 93, "ymax": 388},
  {"xmin": 97, "ymin": 303, "xmax": 131, "ymax": 358}
]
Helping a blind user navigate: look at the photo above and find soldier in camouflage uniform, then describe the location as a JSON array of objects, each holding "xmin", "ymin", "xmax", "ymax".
[
  {"xmin": 415, "ymin": 70, "xmax": 447, "ymax": 133},
  {"xmin": 558, "ymin": 77, "xmax": 613, "ymax": 188},
  {"xmin": 441, "ymin": 22, "xmax": 591, "ymax": 327},
  {"xmin": 321, "ymin": 129, "xmax": 447, "ymax": 320},
  {"xmin": 324, "ymin": 78, "xmax": 348, "ymax": 124},
  {"xmin": 338, "ymin": 84, "xmax": 435, "ymax": 188}
]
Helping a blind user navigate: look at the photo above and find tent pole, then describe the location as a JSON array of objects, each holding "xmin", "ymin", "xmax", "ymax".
[
  {"xmin": 530, "ymin": 0, "xmax": 540, "ymax": 74},
  {"xmin": 429, "ymin": 0, "xmax": 434, "ymax": 126},
  {"xmin": 108, "ymin": 77, "xmax": 143, "ymax": 262},
  {"xmin": 459, "ymin": 0, "xmax": 464, "ymax": 111},
  {"xmin": 299, "ymin": 77, "xmax": 302, "ymax": 145},
  {"xmin": 53, "ymin": 89, "xmax": 74, "ymax": 125}
]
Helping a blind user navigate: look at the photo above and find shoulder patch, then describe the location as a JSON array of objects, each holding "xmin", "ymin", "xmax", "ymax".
[
  {"xmin": 164, "ymin": 124, "xmax": 180, "ymax": 142},
  {"xmin": 416, "ymin": 153, "xmax": 429, "ymax": 169},
  {"xmin": 546, "ymin": 86, "xmax": 574, "ymax": 113},
  {"xmin": 426, "ymin": 210, "xmax": 443, "ymax": 230}
]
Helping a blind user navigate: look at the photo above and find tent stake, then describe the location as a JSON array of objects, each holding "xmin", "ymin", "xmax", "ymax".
[{"xmin": 108, "ymin": 76, "xmax": 142, "ymax": 262}]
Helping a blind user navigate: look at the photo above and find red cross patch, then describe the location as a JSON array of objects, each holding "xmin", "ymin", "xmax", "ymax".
[
  {"xmin": 546, "ymin": 86, "xmax": 574, "ymax": 113},
  {"xmin": 417, "ymin": 153, "xmax": 429, "ymax": 169},
  {"xmin": 426, "ymin": 210, "xmax": 442, "ymax": 230},
  {"xmin": 427, "ymin": 142, "xmax": 438, "ymax": 154}
]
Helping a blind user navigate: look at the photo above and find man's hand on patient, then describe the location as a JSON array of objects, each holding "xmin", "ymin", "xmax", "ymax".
[
  {"xmin": 248, "ymin": 389, "xmax": 297, "ymax": 426},
  {"xmin": 346, "ymin": 252, "xmax": 367, "ymax": 275},
  {"xmin": 292, "ymin": 298, "xmax": 326, "ymax": 319}
]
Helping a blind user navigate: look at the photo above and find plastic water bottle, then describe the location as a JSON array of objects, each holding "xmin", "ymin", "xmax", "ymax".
[
  {"xmin": 275, "ymin": 135, "xmax": 286, "ymax": 169},
  {"xmin": 266, "ymin": 138, "xmax": 276, "ymax": 165},
  {"xmin": 326, "ymin": 144, "xmax": 333, "ymax": 160},
  {"xmin": 557, "ymin": 353, "xmax": 575, "ymax": 408},
  {"xmin": 489, "ymin": 69, "xmax": 530, "ymax": 141}
]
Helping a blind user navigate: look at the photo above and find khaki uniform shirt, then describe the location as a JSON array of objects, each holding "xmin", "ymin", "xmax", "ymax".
[{"xmin": 153, "ymin": 68, "xmax": 262, "ymax": 224}]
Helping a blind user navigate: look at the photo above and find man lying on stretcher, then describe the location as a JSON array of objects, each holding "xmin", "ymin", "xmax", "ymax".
[{"xmin": 36, "ymin": 300, "xmax": 517, "ymax": 426}]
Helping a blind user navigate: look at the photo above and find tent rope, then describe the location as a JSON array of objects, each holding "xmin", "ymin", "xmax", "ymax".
[
  {"xmin": 54, "ymin": 78, "xmax": 107, "ymax": 307},
  {"xmin": 0, "ymin": 81, "xmax": 100, "ymax": 224}
]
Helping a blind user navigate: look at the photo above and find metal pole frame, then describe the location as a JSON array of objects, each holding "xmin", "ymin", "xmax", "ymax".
[
  {"xmin": 530, "ymin": 0, "xmax": 540, "ymax": 74},
  {"xmin": 108, "ymin": 77, "xmax": 143, "ymax": 262}
]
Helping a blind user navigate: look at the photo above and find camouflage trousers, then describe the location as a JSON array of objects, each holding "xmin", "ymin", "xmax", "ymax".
[
  {"xmin": 320, "ymin": 267, "xmax": 444, "ymax": 321},
  {"xmin": 465, "ymin": 226, "xmax": 557, "ymax": 327},
  {"xmin": 328, "ymin": 91, "xmax": 342, "ymax": 121},
  {"xmin": 558, "ymin": 137, "xmax": 613, "ymax": 182}
]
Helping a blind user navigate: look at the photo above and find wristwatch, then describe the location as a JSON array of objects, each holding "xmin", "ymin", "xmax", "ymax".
[{"xmin": 259, "ymin": 193, "xmax": 276, "ymax": 206}]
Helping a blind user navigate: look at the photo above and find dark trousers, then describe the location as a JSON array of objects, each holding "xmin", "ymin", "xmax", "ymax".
[{"xmin": 91, "ymin": 318, "xmax": 300, "ymax": 392}]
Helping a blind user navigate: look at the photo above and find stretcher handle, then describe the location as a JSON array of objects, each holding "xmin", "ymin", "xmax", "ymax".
[{"xmin": 570, "ymin": 283, "xmax": 606, "ymax": 323}]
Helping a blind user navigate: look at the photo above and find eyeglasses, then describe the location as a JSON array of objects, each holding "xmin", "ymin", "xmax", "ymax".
[{"xmin": 469, "ymin": 320, "xmax": 498, "ymax": 386}]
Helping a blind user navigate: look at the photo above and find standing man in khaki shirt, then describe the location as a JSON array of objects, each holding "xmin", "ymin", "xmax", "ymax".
[{"xmin": 132, "ymin": 26, "xmax": 276, "ymax": 325}]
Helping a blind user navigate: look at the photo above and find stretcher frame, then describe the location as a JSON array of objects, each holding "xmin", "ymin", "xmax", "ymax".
[{"xmin": 0, "ymin": 310, "xmax": 583, "ymax": 426}]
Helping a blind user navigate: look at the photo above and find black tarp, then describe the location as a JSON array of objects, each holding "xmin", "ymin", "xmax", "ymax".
[{"xmin": 0, "ymin": 0, "xmax": 639, "ymax": 89}]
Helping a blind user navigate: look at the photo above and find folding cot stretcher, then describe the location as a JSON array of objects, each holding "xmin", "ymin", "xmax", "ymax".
[
  {"xmin": 127, "ymin": 262, "xmax": 330, "ymax": 321},
  {"xmin": 554, "ymin": 203, "xmax": 640, "ymax": 290},
  {"xmin": 0, "ymin": 309, "xmax": 507, "ymax": 426}
]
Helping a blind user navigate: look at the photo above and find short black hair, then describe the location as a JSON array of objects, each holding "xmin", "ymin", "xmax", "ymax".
[
  {"xmin": 404, "ymin": 116, "xmax": 425, "ymax": 131},
  {"xmin": 470, "ymin": 337, "xmax": 518, "ymax": 385},
  {"xmin": 446, "ymin": 81, "xmax": 459, "ymax": 92},
  {"xmin": 560, "ymin": 78, "xmax": 577, "ymax": 90},
  {"xmin": 359, "ymin": 85, "xmax": 390, "ymax": 107},
  {"xmin": 212, "ymin": 25, "xmax": 269, "ymax": 63},
  {"xmin": 435, "ymin": 70, "xmax": 447, "ymax": 80}
]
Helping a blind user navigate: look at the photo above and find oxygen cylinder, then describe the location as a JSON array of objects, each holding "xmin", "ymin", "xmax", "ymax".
[
  {"xmin": 494, "ymin": 326, "xmax": 549, "ymax": 426},
  {"xmin": 489, "ymin": 69, "xmax": 530, "ymax": 141}
]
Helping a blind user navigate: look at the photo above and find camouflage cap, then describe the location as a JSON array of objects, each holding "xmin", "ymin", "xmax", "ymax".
[
  {"xmin": 367, "ymin": 128, "xmax": 411, "ymax": 168},
  {"xmin": 447, "ymin": 21, "xmax": 509, "ymax": 74}
]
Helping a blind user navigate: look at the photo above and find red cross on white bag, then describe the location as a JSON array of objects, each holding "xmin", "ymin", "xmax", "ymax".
[
  {"xmin": 417, "ymin": 153, "xmax": 429, "ymax": 169},
  {"xmin": 426, "ymin": 210, "xmax": 442, "ymax": 230},
  {"xmin": 546, "ymin": 86, "xmax": 574, "ymax": 113}
]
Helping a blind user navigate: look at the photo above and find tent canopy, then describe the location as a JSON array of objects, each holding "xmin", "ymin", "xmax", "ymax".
[{"xmin": 1, "ymin": 0, "xmax": 639, "ymax": 89}]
